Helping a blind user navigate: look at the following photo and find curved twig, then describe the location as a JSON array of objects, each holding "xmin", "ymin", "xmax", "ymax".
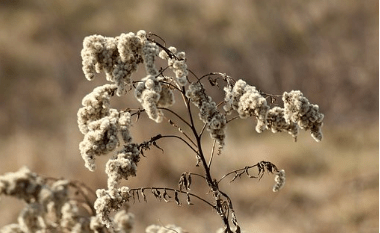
[
  {"xmin": 217, "ymin": 161, "xmax": 279, "ymax": 184},
  {"xmin": 158, "ymin": 135, "xmax": 199, "ymax": 156},
  {"xmin": 160, "ymin": 107, "xmax": 192, "ymax": 129}
]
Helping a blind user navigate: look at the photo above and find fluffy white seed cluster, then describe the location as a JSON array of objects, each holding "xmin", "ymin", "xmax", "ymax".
[
  {"xmin": 81, "ymin": 30, "xmax": 147, "ymax": 96},
  {"xmin": 266, "ymin": 106, "xmax": 299, "ymax": 139},
  {"xmin": 142, "ymin": 40, "xmax": 160, "ymax": 76},
  {"xmin": 224, "ymin": 79, "xmax": 270, "ymax": 133},
  {"xmin": 60, "ymin": 202, "xmax": 80, "ymax": 231},
  {"xmin": 156, "ymin": 76, "xmax": 176, "ymax": 108},
  {"xmin": 81, "ymin": 31, "xmax": 178, "ymax": 123},
  {"xmin": 114, "ymin": 210, "xmax": 134, "ymax": 233},
  {"xmin": 224, "ymin": 80, "xmax": 324, "ymax": 141},
  {"xmin": 0, "ymin": 167, "xmax": 107, "ymax": 233},
  {"xmin": 272, "ymin": 169, "xmax": 286, "ymax": 192},
  {"xmin": 135, "ymin": 75, "xmax": 175, "ymax": 123},
  {"xmin": 79, "ymin": 109, "xmax": 119, "ymax": 171},
  {"xmin": 146, "ymin": 224, "xmax": 188, "ymax": 233},
  {"xmin": 0, "ymin": 166, "xmax": 44, "ymax": 203},
  {"xmin": 118, "ymin": 111, "xmax": 134, "ymax": 144},
  {"xmin": 186, "ymin": 82, "xmax": 226, "ymax": 149},
  {"xmin": 94, "ymin": 187, "xmax": 132, "ymax": 228},
  {"xmin": 16, "ymin": 204, "xmax": 45, "ymax": 233},
  {"xmin": 60, "ymin": 201, "xmax": 101, "ymax": 232},
  {"xmin": 77, "ymin": 84, "xmax": 117, "ymax": 134},
  {"xmin": 0, "ymin": 224, "xmax": 22, "ymax": 233},
  {"xmin": 105, "ymin": 143, "xmax": 140, "ymax": 197},
  {"xmin": 78, "ymin": 84, "xmax": 133, "ymax": 171},
  {"xmin": 159, "ymin": 46, "xmax": 188, "ymax": 86},
  {"xmin": 283, "ymin": 90, "xmax": 324, "ymax": 142}
]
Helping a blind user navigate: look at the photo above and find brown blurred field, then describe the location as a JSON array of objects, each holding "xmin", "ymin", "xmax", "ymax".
[{"xmin": 0, "ymin": 1, "xmax": 378, "ymax": 232}]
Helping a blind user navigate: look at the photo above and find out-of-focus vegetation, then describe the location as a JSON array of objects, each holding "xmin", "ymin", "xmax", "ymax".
[{"xmin": 0, "ymin": 1, "xmax": 378, "ymax": 232}]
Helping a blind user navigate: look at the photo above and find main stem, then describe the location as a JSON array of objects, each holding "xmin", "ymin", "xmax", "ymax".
[{"xmin": 182, "ymin": 87, "xmax": 233, "ymax": 232}]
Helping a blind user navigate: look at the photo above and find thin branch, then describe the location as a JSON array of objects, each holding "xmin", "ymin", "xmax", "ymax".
[
  {"xmin": 159, "ymin": 135, "xmax": 199, "ymax": 156},
  {"xmin": 45, "ymin": 178, "xmax": 96, "ymax": 215},
  {"xmin": 128, "ymin": 187, "xmax": 216, "ymax": 209},
  {"xmin": 147, "ymin": 32, "xmax": 167, "ymax": 47},
  {"xmin": 218, "ymin": 166, "xmax": 251, "ymax": 184},
  {"xmin": 147, "ymin": 37, "xmax": 181, "ymax": 60},
  {"xmin": 208, "ymin": 140, "xmax": 217, "ymax": 168},
  {"xmin": 165, "ymin": 118, "xmax": 197, "ymax": 147},
  {"xmin": 217, "ymin": 161, "xmax": 279, "ymax": 184},
  {"xmin": 187, "ymin": 68, "xmax": 200, "ymax": 82},
  {"xmin": 198, "ymin": 72, "xmax": 234, "ymax": 84},
  {"xmin": 226, "ymin": 115, "xmax": 240, "ymax": 124},
  {"xmin": 189, "ymin": 172, "xmax": 207, "ymax": 180},
  {"xmin": 159, "ymin": 107, "xmax": 192, "ymax": 130},
  {"xmin": 199, "ymin": 122, "xmax": 207, "ymax": 138}
]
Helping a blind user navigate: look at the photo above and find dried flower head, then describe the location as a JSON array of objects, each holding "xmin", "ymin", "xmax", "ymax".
[
  {"xmin": 272, "ymin": 169, "xmax": 286, "ymax": 192},
  {"xmin": 283, "ymin": 90, "xmax": 324, "ymax": 141},
  {"xmin": 0, "ymin": 166, "xmax": 44, "ymax": 203},
  {"xmin": 156, "ymin": 76, "xmax": 175, "ymax": 108},
  {"xmin": 118, "ymin": 111, "xmax": 133, "ymax": 144},
  {"xmin": 94, "ymin": 187, "xmax": 131, "ymax": 228},
  {"xmin": 135, "ymin": 75, "xmax": 165, "ymax": 123},
  {"xmin": 77, "ymin": 84, "xmax": 117, "ymax": 134},
  {"xmin": 81, "ymin": 31, "xmax": 146, "ymax": 96},
  {"xmin": 60, "ymin": 201, "xmax": 80, "ymax": 230},
  {"xmin": 159, "ymin": 46, "xmax": 188, "ymax": 86},
  {"xmin": 186, "ymin": 82, "xmax": 226, "ymax": 149},
  {"xmin": 105, "ymin": 143, "xmax": 140, "ymax": 197},
  {"xmin": 17, "ymin": 203, "xmax": 46, "ymax": 233},
  {"xmin": 224, "ymin": 79, "xmax": 269, "ymax": 133},
  {"xmin": 266, "ymin": 106, "xmax": 299, "ymax": 140},
  {"xmin": 78, "ymin": 85, "xmax": 134, "ymax": 171},
  {"xmin": 145, "ymin": 224, "xmax": 188, "ymax": 233},
  {"xmin": 79, "ymin": 109, "xmax": 121, "ymax": 171},
  {"xmin": 142, "ymin": 41, "xmax": 160, "ymax": 76},
  {"xmin": 0, "ymin": 224, "xmax": 23, "ymax": 233},
  {"xmin": 114, "ymin": 210, "xmax": 134, "ymax": 233}
]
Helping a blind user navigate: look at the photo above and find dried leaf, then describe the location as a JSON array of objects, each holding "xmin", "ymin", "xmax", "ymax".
[
  {"xmin": 136, "ymin": 190, "xmax": 140, "ymax": 202},
  {"xmin": 174, "ymin": 191, "xmax": 181, "ymax": 206},
  {"xmin": 178, "ymin": 173, "xmax": 187, "ymax": 191},
  {"xmin": 168, "ymin": 119, "xmax": 184, "ymax": 133},
  {"xmin": 187, "ymin": 173, "xmax": 191, "ymax": 190},
  {"xmin": 232, "ymin": 212, "xmax": 238, "ymax": 226},
  {"xmin": 163, "ymin": 189, "xmax": 171, "ymax": 203},
  {"xmin": 271, "ymin": 96, "xmax": 276, "ymax": 104},
  {"xmin": 208, "ymin": 77, "xmax": 218, "ymax": 87},
  {"xmin": 141, "ymin": 188, "xmax": 147, "ymax": 202},
  {"xmin": 168, "ymin": 119, "xmax": 175, "ymax": 126},
  {"xmin": 132, "ymin": 190, "xmax": 136, "ymax": 204},
  {"xmin": 186, "ymin": 193, "xmax": 193, "ymax": 205},
  {"xmin": 153, "ymin": 141, "xmax": 164, "ymax": 153},
  {"xmin": 152, "ymin": 189, "xmax": 161, "ymax": 199},
  {"xmin": 230, "ymin": 171, "xmax": 240, "ymax": 182},
  {"xmin": 136, "ymin": 110, "xmax": 141, "ymax": 122}
]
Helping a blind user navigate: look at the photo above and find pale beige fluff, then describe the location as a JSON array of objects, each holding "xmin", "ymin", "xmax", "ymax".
[{"xmin": 283, "ymin": 90, "xmax": 324, "ymax": 141}]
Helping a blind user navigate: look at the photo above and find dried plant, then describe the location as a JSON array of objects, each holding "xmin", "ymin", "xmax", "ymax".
[{"xmin": 0, "ymin": 30, "xmax": 324, "ymax": 233}]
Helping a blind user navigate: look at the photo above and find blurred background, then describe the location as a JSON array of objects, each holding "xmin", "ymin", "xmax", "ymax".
[{"xmin": 0, "ymin": 1, "xmax": 378, "ymax": 232}]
